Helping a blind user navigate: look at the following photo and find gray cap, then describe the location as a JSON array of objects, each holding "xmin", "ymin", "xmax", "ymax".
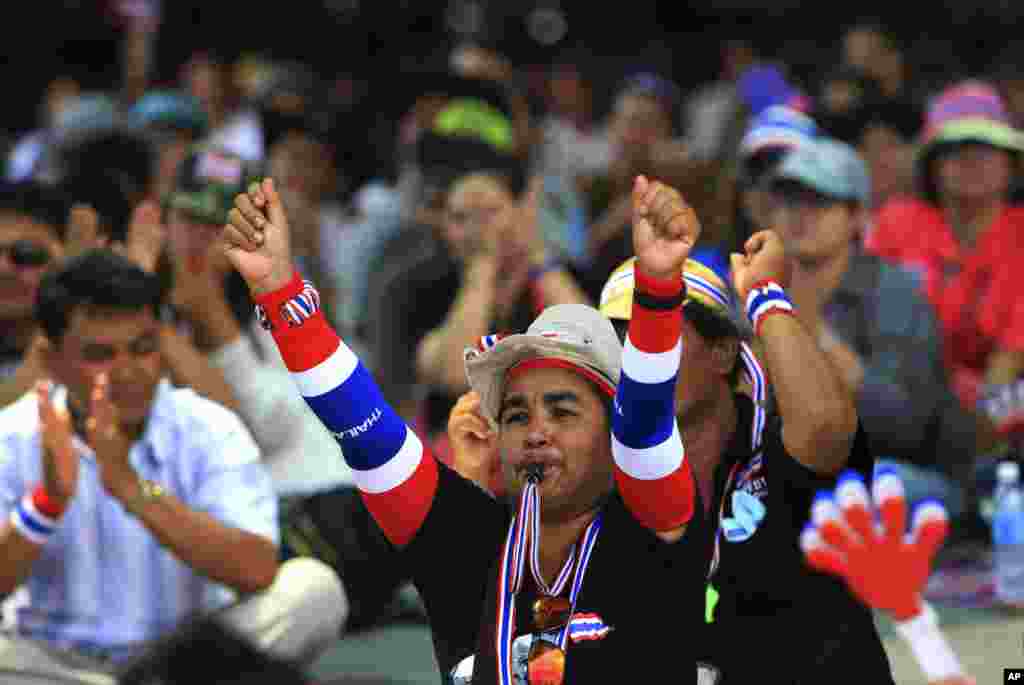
[
  {"xmin": 771, "ymin": 137, "xmax": 871, "ymax": 204},
  {"xmin": 464, "ymin": 304, "xmax": 622, "ymax": 425}
]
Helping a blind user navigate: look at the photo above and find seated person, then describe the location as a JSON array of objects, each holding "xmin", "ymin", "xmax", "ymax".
[
  {"xmin": 162, "ymin": 146, "xmax": 352, "ymax": 495},
  {"xmin": 0, "ymin": 250, "xmax": 345, "ymax": 684},
  {"xmin": 0, "ymin": 179, "xmax": 238, "ymax": 414},
  {"xmin": 866, "ymin": 82, "xmax": 1024, "ymax": 420},
  {"xmin": 413, "ymin": 167, "xmax": 590, "ymax": 456},
  {"xmin": 766, "ymin": 137, "xmax": 982, "ymax": 517},
  {"xmin": 0, "ymin": 181, "xmax": 73, "ymax": 380}
]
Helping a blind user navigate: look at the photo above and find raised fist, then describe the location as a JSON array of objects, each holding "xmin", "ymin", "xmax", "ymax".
[{"xmin": 631, "ymin": 175, "xmax": 700, "ymax": 282}]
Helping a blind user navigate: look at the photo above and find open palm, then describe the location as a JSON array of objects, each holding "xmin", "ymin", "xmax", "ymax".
[{"xmin": 37, "ymin": 381, "xmax": 78, "ymax": 504}]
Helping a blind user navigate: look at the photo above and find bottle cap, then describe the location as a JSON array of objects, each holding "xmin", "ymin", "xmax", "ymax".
[{"xmin": 997, "ymin": 461, "xmax": 1020, "ymax": 484}]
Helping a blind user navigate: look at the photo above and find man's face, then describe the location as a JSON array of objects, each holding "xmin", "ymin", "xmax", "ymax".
[
  {"xmin": 155, "ymin": 133, "xmax": 194, "ymax": 200},
  {"xmin": 268, "ymin": 131, "xmax": 334, "ymax": 201},
  {"xmin": 859, "ymin": 123, "xmax": 913, "ymax": 204},
  {"xmin": 166, "ymin": 208, "xmax": 229, "ymax": 274},
  {"xmin": 608, "ymin": 93, "xmax": 672, "ymax": 162},
  {"xmin": 843, "ymin": 28, "xmax": 886, "ymax": 76},
  {"xmin": 675, "ymin": 316, "xmax": 734, "ymax": 422},
  {"xmin": 498, "ymin": 366, "xmax": 614, "ymax": 523},
  {"xmin": 443, "ymin": 176, "xmax": 515, "ymax": 259},
  {"xmin": 0, "ymin": 212, "xmax": 63, "ymax": 322},
  {"xmin": 935, "ymin": 143, "xmax": 1014, "ymax": 205},
  {"xmin": 769, "ymin": 182, "xmax": 859, "ymax": 264},
  {"xmin": 549, "ymin": 66, "xmax": 587, "ymax": 116},
  {"xmin": 46, "ymin": 306, "xmax": 162, "ymax": 427}
]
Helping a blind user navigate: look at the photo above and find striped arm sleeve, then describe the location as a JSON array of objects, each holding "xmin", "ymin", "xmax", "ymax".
[
  {"xmin": 254, "ymin": 272, "xmax": 438, "ymax": 546},
  {"xmin": 611, "ymin": 268, "xmax": 695, "ymax": 532}
]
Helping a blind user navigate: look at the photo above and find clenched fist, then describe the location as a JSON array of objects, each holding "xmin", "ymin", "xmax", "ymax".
[
  {"xmin": 223, "ymin": 178, "xmax": 295, "ymax": 297},
  {"xmin": 631, "ymin": 175, "xmax": 700, "ymax": 282},
  {"xmin": 729, "ymin": 230, "xmax": 790, "ymax": 302}
]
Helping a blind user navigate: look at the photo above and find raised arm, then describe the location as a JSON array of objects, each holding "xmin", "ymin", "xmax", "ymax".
[
  {"xmin": 611, "ymin": 177, "xmax": 697, "ymax": 542},
  {"xmin": 731, "ymin": 232, "xmax": 858, "ymax": 474},
  {"xmin": 222, "ymin": 178, "xmax": 438, "ymax": 547}
]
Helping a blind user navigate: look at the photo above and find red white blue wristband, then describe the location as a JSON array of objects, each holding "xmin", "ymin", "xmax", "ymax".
[
  {"xmin": 254, "ymin": 272, "xmax": 322, "ymax": 332},
  {"xmin": 894, "ymin": 601, "xmax": 965, "ymax": 682},
  {"xmin": 745, "ymin": 280, "xmax": 795, "ymax": 336},
  {"xmin": 10, "ymin": 487, "xmax": 62, "ymax": 545}
]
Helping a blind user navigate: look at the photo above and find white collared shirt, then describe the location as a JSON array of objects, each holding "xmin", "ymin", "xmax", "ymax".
[{"xmin": 0, "ymin": 380, "xmax": 277, "ymax": 659}]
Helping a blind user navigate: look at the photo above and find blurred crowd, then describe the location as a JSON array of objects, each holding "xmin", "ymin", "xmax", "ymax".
[{"xmin": 1, "ymin": 6, "xmax": 1024, "ymax": 683}]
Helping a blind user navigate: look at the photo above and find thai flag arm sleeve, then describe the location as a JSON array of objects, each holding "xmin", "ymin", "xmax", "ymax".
[
  {"xmin": 611, "ymin": 268, "xmax": 696, "ymax": 532},
  {"xmin": 253, "ymin": 272, "xmax": 438, "ymax": 547}
]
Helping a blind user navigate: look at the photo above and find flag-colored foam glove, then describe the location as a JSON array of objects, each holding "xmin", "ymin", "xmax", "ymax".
[{"xmin": 800, "ymin": 469, "xmax": 972, "ymax": 685}]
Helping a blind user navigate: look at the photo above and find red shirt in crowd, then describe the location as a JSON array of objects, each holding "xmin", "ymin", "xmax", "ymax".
[{"xmin": 865, "ymin": 198, "xmax": 1024, "ymax": 407}]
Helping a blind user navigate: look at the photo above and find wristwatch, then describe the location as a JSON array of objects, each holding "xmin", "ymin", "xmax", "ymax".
[{"xmin": 122, "ymin": 478, "xmax": 165, "ymax": 516}]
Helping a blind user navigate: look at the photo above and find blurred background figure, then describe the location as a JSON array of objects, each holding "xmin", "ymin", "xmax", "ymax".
[{"xmin": 128, "ymin": 89, "xmax": 208, "ymax": 200}]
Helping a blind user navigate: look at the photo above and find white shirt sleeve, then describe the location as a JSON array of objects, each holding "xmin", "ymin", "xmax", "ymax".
[{"xmin": 208, "ymin": 327, "xmax": 353, "ymax": 496}]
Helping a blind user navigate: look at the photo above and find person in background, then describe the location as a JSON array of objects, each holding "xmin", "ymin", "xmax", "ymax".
[
  {"xmin": 162, "ymin": 146, "xmax": 351, "ymax": 495},
  {"xmin": 683, "ymin": 39, "xmax": 758, "ymax": 162},
  {"xmin": 0, "ymin": 183, "xmax": 75, "ymax": 380},
  {"xmin": 5, "ymin": 76, "xmax": 81, "ymax": 183},
  {"xmin": 413, "ymin": 168, "xmax": 590, "ymax": 461},
  {"xmin": 866, "ymin": 81, "xmax": 1024, "ymax": 432},
  {"xmin": 802, "ymin": 470, "xmax": 976, "ymax": 685},
  {"xmin": 990, "ymin": 46, "xmax": 1024, "ymax": 131},
  {"xmin": 0, "ymin": 182, "xmax": 237, "ymax": 415},
  {"xmin": 813, "ymin": 65, "xmax": 886, "ymax": 146},
  {"xmin": 263, "ymin": 103, "xmax": 343, "ymax": 327},
  {"xmin": 363, "ymin": 131, "xmax": 528, "ymax": 422},
  {"xmin": 127, "ymin": 89, "xmax": 208, "ymax": 201},
  {"xmin": 532, "ymin": 50, "xmax": 610, "ymax": 186},
  {"xmin": 29, "ymin": 94, "xmax": 123, "ymax": 189},
  {"xmin": 766, "ymin": 136, "xmax": 981, "ymax": 519},
  {"xmin": 181, "ymin": 51, "xmax": 263, "ymax": 162},
  {"xmin": 727, "ymin": 104, "xmax": 818, "ymax": 256},
  {"xmin": 55, "ymin": 127, "xmax": 157, "ymax": 242},
  {"xmin": 857, "ymin": 99, "xmax": 922, "ymax": 211},
  {"xmin": 578, "ymin": 72, "xmax": 691, "ymax": 300},
  {"xmin": 840, "ymin": 22, "xmax": 910, "ymax": 103},
  {"xmin": 0, "ymin": 250, "xmax": 345, "ymax": 684}
]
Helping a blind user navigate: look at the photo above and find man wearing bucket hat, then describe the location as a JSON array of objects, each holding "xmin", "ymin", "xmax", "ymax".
[
  {"xmin": 767, "ymin": 136, "xmax": 980, "ymax": 520},
  {"xmin": 595, "ymin": 194, "xmax": 889, "ymax": 680},
  {"xmin": 867, "ymin": 81, "xmax": 1024, "ymax": 436},
  {"xmin": 221, "ymin": 174, "xmax": 711, "ymax": 683}
]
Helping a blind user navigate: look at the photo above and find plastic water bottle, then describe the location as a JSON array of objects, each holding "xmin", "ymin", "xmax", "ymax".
[{"xmin": 993, "ymin": 461, "xmax": 1024, "ymax": 607}]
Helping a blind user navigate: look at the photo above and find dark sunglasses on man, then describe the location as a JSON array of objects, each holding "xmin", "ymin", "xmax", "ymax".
[{"xmin": 0, "ymin": 240, "xmax": 52, "ymax": 268}]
